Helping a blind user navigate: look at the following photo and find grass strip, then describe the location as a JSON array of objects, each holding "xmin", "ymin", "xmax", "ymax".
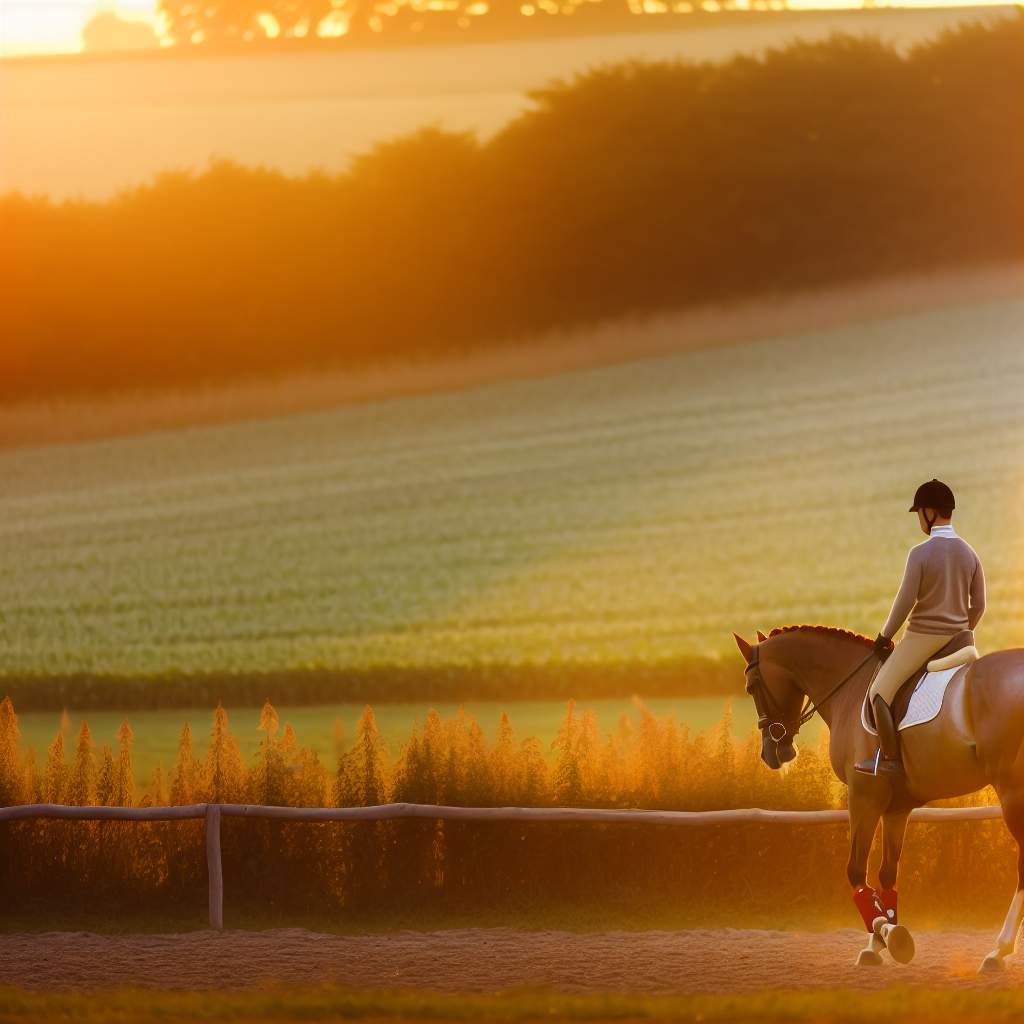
[{"xmin": 4, "ymin": 985, "xmax": 1024, "ymax": 1023}]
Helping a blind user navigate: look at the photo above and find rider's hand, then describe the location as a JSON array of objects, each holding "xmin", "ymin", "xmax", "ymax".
[{"xmin": 874, "ymin": 633, "xmax": 895, "ymax": 661}]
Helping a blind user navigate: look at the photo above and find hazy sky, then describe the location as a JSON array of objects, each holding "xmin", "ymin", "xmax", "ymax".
[
  {"xmin": 0, "ymin": 0, "xmax": 1012, "ymax": 56},
  {"xmin": 1, "ymin": 1, "xmax": 159, "ymax": 56}
]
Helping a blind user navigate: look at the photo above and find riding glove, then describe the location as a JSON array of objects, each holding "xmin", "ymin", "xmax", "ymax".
[{"xmin": 874, "ymin": 633, "xmax": 895, "ymax": 661}]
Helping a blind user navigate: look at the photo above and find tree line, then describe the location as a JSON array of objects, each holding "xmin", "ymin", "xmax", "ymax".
[
  {"xmin": 3, "ymin": 18, "xmax": 1021, "ymax": 405},
  {"xmin": 0, "ymin": 695, "xmax": 1010, "ymax": 925},
  {"xmin": 155, "ymin": 0, "xmax": 729, "ymax": 49}
]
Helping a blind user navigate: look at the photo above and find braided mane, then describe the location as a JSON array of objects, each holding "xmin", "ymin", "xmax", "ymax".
[{"xmin": 767, "ymin": 624, "xmax": 874, "ymax": 649}]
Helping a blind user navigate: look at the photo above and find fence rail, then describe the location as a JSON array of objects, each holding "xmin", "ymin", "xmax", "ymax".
[{"xmin": 0, "ymin": 801, "xmax": 1003, "ymax": 929}]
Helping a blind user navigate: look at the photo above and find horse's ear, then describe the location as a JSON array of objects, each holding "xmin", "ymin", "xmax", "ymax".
[
  {"xmin": 756, "ymin": 629, "xmax": 768, "ymax": 643},
  {"xmin": 733, "ymin": 632, "xmax": 754, "ymax": 663}
]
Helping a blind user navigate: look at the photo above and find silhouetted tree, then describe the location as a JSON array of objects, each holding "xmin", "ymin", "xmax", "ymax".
[{"xmin": 82, "ymin": 9, "xmax": 159, "ymax": 52}]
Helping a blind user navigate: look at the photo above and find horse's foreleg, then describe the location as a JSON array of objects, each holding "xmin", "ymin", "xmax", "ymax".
[
  {"xmin": 848, "ymin": 802, "xmax": 884, "ymax": 966},
  {"xmin": 982, "ymin": 794, "xmax": 1024, "ymax": 972},
  {"xmin": 876, "ymin": 809, "xmax": 916, "ymax": 964},
  {"xmin": 982, "ymin": 889, "xmax": 1024, "ymax": 972}
]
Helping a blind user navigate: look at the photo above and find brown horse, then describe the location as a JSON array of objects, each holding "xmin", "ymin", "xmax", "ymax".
[{"xmin": 733, "ymin": 624, "xmax": 1024, "ymax": 971}]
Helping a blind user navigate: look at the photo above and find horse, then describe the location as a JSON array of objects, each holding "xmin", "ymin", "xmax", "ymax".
[{"xmin": 733, "ymin": 623, "xmax": 1024, "ymax": 972}]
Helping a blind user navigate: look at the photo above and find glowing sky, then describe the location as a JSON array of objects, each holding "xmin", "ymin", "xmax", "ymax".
[
  {"xmin": 0, "ymin": 0, "xmax": 1014, "ymax": 56},
  {"xmin": 1, "ymin": 1, "xmax": 161, "ymax": 56}
]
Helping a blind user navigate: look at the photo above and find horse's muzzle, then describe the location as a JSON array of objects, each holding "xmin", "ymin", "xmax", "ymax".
[{"xmin": 761, "ymin": 734, "xmax": 796, "ymax": 769}]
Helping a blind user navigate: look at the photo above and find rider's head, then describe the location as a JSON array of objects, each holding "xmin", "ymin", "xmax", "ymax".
[{"xmin": 909, "ymin": 479, "xmax": 955, "ymax": 536}]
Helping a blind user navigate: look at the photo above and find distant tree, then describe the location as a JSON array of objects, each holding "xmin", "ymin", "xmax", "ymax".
[
  {"xmin": 158, "ymin": 0, "xmax": 265, "ymax": 45},
  {"xmin": 81, "ymin": 10, "xmax": 159, "ymax": 52},
  {"xmin": 272, "ymin": 0, "xmax": 336, "ymax": 36},
  {"xmin": 158, "ymin": 0, "xmax": 336, "ymax": 45}
]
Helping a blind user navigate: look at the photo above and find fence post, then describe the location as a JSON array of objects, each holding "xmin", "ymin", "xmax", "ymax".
[{"xmin": 206, "ymin": 803, "xmax": 223, "ymax": 930}]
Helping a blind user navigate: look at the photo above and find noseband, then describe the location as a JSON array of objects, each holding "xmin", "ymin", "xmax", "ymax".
[
  {"xmin": 744, "ymin": 642, "xmax": 878, "ymax": 744},
  {"xmin": 743, "ymin": 645, "xmax": 795, "ymax": 743}
]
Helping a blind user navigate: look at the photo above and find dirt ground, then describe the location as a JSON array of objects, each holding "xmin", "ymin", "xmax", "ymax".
[{"xmin": 2, "ymin": 927, "xmax": 1023, "ymax": 994}]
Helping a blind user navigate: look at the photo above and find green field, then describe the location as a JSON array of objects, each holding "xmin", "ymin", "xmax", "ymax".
[{"xmin": 2, "ymin": 294, "xmax": 1023, "ymax": 703}]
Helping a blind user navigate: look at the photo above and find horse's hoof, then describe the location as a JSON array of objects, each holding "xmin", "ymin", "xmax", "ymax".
[
  {"xmin": 856, "ymin": 949, "xmax": 884, "ymax": 967},
  {"xmin": 884, "ymin": 925, "xmax": 916, "ymax": 965},
  {"xmin": 980, "ymin": 954, "xmax": 1006, "ymax": 973}
]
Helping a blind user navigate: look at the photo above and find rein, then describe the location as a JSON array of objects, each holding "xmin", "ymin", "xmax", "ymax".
[{"xmin": 744, "ymin": 643, "xmax": 878, "ymax": 743}]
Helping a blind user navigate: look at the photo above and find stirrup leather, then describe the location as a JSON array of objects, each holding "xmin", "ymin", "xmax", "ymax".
[{"xmin": 855, "ymin": 697, "xmax": 904, "ymax": 775}]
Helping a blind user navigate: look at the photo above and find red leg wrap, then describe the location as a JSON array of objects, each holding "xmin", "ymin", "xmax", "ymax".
[
  {"xmin": 878, "ymin": 888, "xmax": 898, "ymax": 925},
  {"xmin": 853, "ymin": 884, "xmax": 885, "ymax": 932}
]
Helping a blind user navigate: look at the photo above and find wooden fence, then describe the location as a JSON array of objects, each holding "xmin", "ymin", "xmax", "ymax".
[{"xmin": 0, "ymin": 801, "xmax": 1003, "ymax": 929}]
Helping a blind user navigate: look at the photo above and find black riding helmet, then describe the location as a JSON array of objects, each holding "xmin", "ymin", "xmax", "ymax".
[{"xmin": 909, "ymin": 479, "xmax": 956, "ymax": 515}]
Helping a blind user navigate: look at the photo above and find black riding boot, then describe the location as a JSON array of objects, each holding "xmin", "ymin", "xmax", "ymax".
[{"xmin": 854, "ymin": 696, "xmax": 904, "ymax": 776}]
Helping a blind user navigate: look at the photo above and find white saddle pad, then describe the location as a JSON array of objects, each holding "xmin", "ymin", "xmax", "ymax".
[{"xmin": 861, "ymin": 665, "xmax": 961, "ymax": 735}]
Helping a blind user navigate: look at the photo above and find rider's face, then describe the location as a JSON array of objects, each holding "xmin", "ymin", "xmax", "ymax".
[{"xmin": 917, "ymin": 508, "xmax": 931, "ymax": 535}]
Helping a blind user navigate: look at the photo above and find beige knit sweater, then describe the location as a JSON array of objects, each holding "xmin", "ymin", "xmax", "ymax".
[{"xmin": 882, "ymin": 527, "xmax": 986, "ymax": 638}]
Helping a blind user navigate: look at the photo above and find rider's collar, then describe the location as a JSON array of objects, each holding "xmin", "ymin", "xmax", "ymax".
[{"xmin": 930, "ymin": 524, "xmax": 957, "ymax": 538}]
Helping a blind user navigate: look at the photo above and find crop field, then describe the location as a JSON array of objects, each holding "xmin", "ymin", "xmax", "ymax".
[{"xmin": 2, "ymin": 293, "xmax": 1023, "ymax": 701}]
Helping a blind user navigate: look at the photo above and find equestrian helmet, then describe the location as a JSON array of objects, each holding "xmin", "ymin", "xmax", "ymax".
[{"xmin": 909, "ymin": 479, "xmax": 955, "ymax": 513}]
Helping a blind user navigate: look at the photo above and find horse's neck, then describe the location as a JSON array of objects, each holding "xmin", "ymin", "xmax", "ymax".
[{"xmin": 792, "ymin": 637, "xmax": 874, "ymax": 731}]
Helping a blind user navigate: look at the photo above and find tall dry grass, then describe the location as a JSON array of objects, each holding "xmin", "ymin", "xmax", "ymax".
[{"xmin": 0, "ymin": 695, "xmax": 1012, "ymax": 926}]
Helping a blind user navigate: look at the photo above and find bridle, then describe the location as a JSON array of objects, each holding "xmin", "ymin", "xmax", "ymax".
[{"xmin": 743, "ymin": 642, "xmax": 878, "ymax": 745}]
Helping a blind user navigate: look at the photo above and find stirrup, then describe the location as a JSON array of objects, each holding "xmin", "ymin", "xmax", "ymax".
[{"xmin": 854, "ymin": 749, "xmax": 904, "ymax": 776}]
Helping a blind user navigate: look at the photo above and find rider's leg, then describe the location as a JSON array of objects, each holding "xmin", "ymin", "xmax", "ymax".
[
  {"xmin": 871, "ymin": 630, "xmax": 960, "ymax": 704},
  {"xmin": 855, "ymin": 631, "xmax": 958, "ymax": 775}
]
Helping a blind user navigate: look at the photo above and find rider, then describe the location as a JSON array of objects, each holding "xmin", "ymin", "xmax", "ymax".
[{"xmin": 854, "ymin": 479, "xmax": 987, "ymax": 777}]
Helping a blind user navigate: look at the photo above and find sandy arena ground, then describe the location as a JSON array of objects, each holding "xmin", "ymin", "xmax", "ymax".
[{"xmin": 2, "ymin": 928, "xmax": 1023, "ymax": 993}]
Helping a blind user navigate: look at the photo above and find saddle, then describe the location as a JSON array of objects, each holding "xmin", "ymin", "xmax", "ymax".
[{"xmin": 866, "ymin": 629, "xmax": 979, "ymax": 729}]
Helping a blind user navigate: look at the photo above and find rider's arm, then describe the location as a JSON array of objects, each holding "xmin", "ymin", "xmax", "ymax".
[
  {"xmin": 968, "ymin": 557, "xmax": 987, "ymax": 630},
  {"xmin": 881, "ymin": 548, "xmax": 922, "ymax": 639}
]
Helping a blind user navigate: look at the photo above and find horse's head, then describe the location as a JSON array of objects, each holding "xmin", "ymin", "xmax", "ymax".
[{"xmin": 733, "ymin": 631, "xmax": 805, "ymax": 769}]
